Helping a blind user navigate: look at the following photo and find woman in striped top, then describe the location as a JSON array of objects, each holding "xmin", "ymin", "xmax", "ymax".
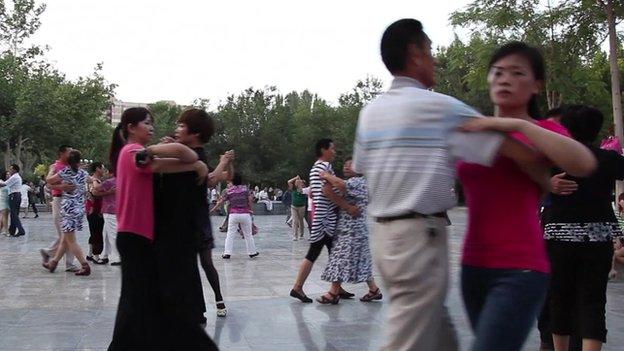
[{"xmin": 290, "ymin": 138, "xmax": 354, "ymax": 303}]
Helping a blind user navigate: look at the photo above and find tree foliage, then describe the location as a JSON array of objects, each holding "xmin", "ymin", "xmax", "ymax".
[
  {"xmin": 150, "ymin": 78, "xmax": 383, "ymax": 188},
  {"xmin": 0, "ymin": 0, "xmax": 115, "ymax": 179},
  {"xmin": 437, "ymin": 0, "xmax": 623, "ymax": 140}
]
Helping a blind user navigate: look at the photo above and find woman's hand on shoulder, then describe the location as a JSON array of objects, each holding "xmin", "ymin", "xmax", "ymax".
[
  {"xmin": 160, "ymin": 136, "xmax": 176, "ymax": 144},
  {"xmin": 346, "ymin": 204, "xmax": 361, "ymax": 218}
]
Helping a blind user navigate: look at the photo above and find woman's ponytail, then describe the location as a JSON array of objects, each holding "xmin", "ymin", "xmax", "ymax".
[{"xmin": 108, "ymin": 123, "xmax": 125, "ymax": 174}]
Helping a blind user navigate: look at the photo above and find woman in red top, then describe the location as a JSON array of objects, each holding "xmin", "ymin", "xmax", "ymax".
[
  {"xmin": 457, "ymin": 42, "xmax": 596, "ymax": 351},
  {"xmin": 106, "ymin": 107, "xmax": 213, "ymax": 351}
]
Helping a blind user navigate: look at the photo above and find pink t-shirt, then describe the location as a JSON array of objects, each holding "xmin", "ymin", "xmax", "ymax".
[
  {"xmin": 116, "ymin": 143, "xmax": 154, "ymax": 241},
  {"xmin": 225, "ymin": 185, "xmax": 252, "ymax": 214},
  {"xmin": 457, "ymin": 120, "xmax": 570, "ymax": 273},
  {"xmin": 51, "ymin": 160, "xmax": 68, "ymax": 197}
]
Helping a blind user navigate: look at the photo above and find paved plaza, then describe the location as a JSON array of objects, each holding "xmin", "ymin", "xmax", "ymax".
[{"xmin": 0, "ymin": 209, "xmax": 623, "ymax": 350}]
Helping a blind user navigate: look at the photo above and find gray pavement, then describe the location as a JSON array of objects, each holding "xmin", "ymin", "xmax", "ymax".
[{"xmin": 0, "ymin": 209, "xmax": 622, "ymax": 350}]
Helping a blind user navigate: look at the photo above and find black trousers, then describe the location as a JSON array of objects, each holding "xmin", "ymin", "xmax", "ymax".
[
  {"xmin": 547, "ymin": 240, "xmax": 613, "ymax": 343},
  {"xmin": 305, "ymin": 234, "xmax": 332, "ymax": 262},
  {"xmin": 87, "ymin": 213, "xmax": 104, "ymax": 255},
  {"xmin": 8, "ymin": 193, "xmax": 25, "ymax": 235}
]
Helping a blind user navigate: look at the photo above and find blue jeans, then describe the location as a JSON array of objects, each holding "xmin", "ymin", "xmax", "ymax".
[
  {"xmin": 8, "ymin": 193, "xmax": 25, "ymax": 235},
  {"xmin": 461, "ymin": 265, "xmax": 549, "ymax": 351}
]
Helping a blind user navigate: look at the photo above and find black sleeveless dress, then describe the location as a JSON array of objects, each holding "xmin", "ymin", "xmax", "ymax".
[{"xmin": 153, "ymin": 147, "xmax": 218, "ymax": 350}]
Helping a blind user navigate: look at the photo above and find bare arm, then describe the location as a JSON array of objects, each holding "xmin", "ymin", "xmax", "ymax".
[
  {"xmin": 287, "ymin": 175, "xmax": 300, "ymax": 190},
  {"xmin": 207, "ymin": 152, "xmax": 234, "ymax": 187},
  {"xmin": 322, "ymin": 183, "xmax": 360, "ymax": 217},
  {"xmin": 46, "ymin": 173, "xmax": 62, "ymax": 185},
  {"xmin": 146, "ymin": 143, "xmax": 198, "ymax": 163},
  {"xmin": 92, "ymin": 182, "xmax": 115, "ymax": 197},
  {"xmin": 320, "ymin": 172, "xmax": 346, "ymax": 193},
  {"xmin": 210, "ymin": 196, "xmax": 226, "ymax": 213},
  {"xmin": 518, "ymin": 121, "xmax": 596, "ymax": 176},
  {"xmin": 207, "ymin": 171, "xmax": 229, "ymax": 187},
  {"xmin": 462, "ymin": 118, "xmax": 597, "ymax": 177}
]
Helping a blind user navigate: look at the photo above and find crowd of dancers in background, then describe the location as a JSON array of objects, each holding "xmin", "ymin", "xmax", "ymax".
[{"xmin": 1, "ymin": 17, "xmax": 623, "ymax": 351}]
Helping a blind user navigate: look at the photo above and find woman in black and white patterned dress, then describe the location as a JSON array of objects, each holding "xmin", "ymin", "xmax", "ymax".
[
  {"xmin": 317, "ymin": 158, "xmax": 382, "ymax": 304},
  {"xmin": 43, "ymin": 150, "xmax": 91, "ymax": 276}
]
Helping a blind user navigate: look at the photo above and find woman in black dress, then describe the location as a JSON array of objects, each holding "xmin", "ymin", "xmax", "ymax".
[
  {"xmin": 153, "ymin": 109, "xmax": 233, "ymax": 348},
  {"xmin": 542, "ymin": 105, "xmax": 624, "ymax": 351}
]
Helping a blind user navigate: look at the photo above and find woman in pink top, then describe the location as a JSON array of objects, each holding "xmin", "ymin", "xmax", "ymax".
[
  {"xmin": 220, "ymin": 172, "xmax": 258, "ymax": 259},
  {"xmin": 457, "ymin": 42, "xmax": 597, "ymax": 351},
  {"xmin": 106, "ymin": 107, "xmax": 211, "ymax": 351}
]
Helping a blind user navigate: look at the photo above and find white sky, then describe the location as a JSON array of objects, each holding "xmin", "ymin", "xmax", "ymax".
[{"xmin": 31, "ymin": 0, "xmax": 473, "ymax": 107}]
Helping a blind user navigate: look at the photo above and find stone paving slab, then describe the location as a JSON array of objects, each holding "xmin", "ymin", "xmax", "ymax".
[{"xmin": 0, "ymin": 210, "xmax": 622, "ymax": 350}]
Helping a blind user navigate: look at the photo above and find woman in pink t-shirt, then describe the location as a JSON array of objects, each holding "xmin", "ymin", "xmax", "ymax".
[
  {"xmin": 106, "ymin": 107, "xmax": 211, "ymax": 351},
  {"xmin": 456, "ymin": 42, "xmax": 597, "ymax": 351}
]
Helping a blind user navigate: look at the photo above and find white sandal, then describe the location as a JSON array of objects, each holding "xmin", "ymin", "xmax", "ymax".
[{"xmin": 216, "ymin": 301, "xmax": 227, "ymax": 317}]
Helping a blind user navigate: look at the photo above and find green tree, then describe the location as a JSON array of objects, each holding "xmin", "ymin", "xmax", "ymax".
[
  {"xmin": 149, "ymin": 101, "xmax": 184, "ymax": 141},
  {"xmin": 0, "ymin": 0, "xmax": 116, "ymax": 170},
  {"xmin": 449, "ymin": 0, "xmax": 618, "ymax": 108},
  {"xmin": 0, "ymin": 0, "xmax": 46, "ymax": 56}
]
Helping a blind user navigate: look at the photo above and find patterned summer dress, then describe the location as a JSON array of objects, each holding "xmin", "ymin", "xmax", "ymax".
[
  {"xmin": 321, "ymin": 176, "xmax": 373, "ymax": 283},
  {"xmin": 0, "ymin": 187, "xmax": 9, "ymax": 211},
  {"xmin": 58, "ymin": 167, "xmax": 88, "ymax": 232}
]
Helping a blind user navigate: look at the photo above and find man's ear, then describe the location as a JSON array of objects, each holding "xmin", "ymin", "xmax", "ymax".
[{"xmin": 407, "ymin": 43, "xmax": 423, "ymax": 67}]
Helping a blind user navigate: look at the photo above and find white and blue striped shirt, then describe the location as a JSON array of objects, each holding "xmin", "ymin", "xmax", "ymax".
[{"xmin": 353, "ymin": 76, "xmax": 504, "ymax": 218}]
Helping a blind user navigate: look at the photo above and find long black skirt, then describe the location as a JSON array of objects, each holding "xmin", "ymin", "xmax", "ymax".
[
  {"xmin": 109, "ymin": 232, "xmax": 218, "ymax": 351},
  {"xmin": 108, "ymin": 232, "xmax": 160, "ymax": 351},
  {"xmin": 154, "ymin": 230, "xmax": 216, "ymax": 350}
]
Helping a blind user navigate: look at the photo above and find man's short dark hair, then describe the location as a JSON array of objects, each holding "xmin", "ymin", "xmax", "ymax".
[
  {"xmin": 89, "ymin": 162, "xmax": 103, "ymax": 174},
  {"xmin": 178, "ymin": 109, "xmax": 215, "ymax": 144},
  {"xmin": 10, "ymin": 164, "xmax": 20, "ymax": 173},
  {"xmin": 315, "ymin": 138, "xmax": 333, "ymax": 158},
  {"xmin": 560, "ymin": 105, "xmax": 604, "ymax": 144},
  {"xmin": 58, "ymin": 145, "xmax": 71, "ymax": 154},
  {"xmin": 381, "ymin": 19, "xmax": 429, "ymax": 74}
]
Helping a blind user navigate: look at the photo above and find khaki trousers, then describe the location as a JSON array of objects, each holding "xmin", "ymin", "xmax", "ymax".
[
  {"xmin": 291, "ymin": 206, "xmax": 305, "ymax": 239},
  {"xmin": 371, "ymin": 217, "xmax": 458, "ymax": 351},
  {"xmin": 45, "ymin": 196, "xmax": 75, "ymax": 267}
]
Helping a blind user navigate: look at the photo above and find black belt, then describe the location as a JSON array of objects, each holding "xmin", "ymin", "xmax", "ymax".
[{"xmin": 375, "ymin": 211, "xmax": 448, "ymax": 223}]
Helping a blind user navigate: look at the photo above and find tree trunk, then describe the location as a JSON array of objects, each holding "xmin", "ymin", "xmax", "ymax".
[
  {"xmin": 4, "ymin": 142, "xmax": 11, "ymax": 170},
  {"xmin": 546, "ymin": 90, "xmax": 562, "ymax": 109},
  {"xmin": 15, "ymin": 135, "xmax": 24, "ymax": 170},
  {"xmin": 601, "ymin": 0, "xmax": 624, "ymax": 197}
]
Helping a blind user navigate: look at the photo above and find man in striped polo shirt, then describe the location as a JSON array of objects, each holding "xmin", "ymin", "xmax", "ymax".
[
  {"xmin": 290, "ymin": 138, "xmax": 354, "ymax": 302},
  {"xmin": 353, "ymin": 19, "xmax": 509, "ymax": 351}
]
